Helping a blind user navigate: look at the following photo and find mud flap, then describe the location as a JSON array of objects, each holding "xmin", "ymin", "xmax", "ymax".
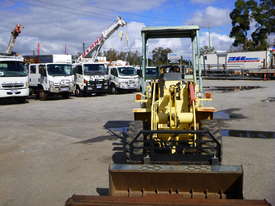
[{"xmin": 109, "ymin": 164, "xmax": 243, "ymax": 199}]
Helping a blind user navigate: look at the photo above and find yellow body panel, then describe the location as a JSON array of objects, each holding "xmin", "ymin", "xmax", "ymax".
[{"xmin": 134, "ymin": 78, "xmax": 215, "ymax": 145}]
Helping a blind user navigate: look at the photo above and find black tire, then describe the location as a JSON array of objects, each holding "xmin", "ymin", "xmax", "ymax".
[
  {"xmin": 39, "ymin": 89, "xmax": 48, "ymax": 101},
  {"xmin": 110, "ymin": 84, "xmax": 117, "ymax": 94},
  {"xmin": 200, "ymin": 119, "xmax": 223, "ymax": 163},
  {"xmin": 62, "ymin": 92, "xmax": 70, "ymax": 99},
  {"xmin": 125, "ymin": 121, "xmax": 144, "ymax": 162},
  {"xmin": 75, "ymin": 86, "xmax": 81, "ymax": 97},
  {"xmin": 17, "ymin": 97, "xmax": 26, "ymax": 103}
]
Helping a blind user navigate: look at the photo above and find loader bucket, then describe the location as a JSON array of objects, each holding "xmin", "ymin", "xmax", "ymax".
[
  {"xmin": 65, "ymin": 194, "xmax": 271, "ymax": 206},
  {"xmin": 109, "ymin": 164, "xmax": 243, "ymax": 199}
]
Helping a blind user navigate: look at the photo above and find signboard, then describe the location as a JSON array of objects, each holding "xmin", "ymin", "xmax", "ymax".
[
  {"xmin": 228, "ymin": 56, "xmax": 260, "ymax": 63},
  {"xmin": 168, "ymin": 53, "xmax": 181, "ymax": 63}
]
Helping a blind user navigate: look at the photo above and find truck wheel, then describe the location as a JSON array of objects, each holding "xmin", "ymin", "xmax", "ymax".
[
  {"xmin": 200, "ymin": 119, "xmax": 223, "ymax": 163},
  {"xmin": 39, "ymin": 89, "xmax": 48, "ymax": 101},
  {"xmin": 62, "ymin": 93, "xmax": 70, "ymax": 99},
  {"xmin": 110, "ymin": 84, "xmax": 117, "ymax": 94},
  {"xmin": 75, "ymin": 87, "xmax": 82, "ymax": 97},
  {"xmin": 17, "ymin": 97, "xmax": 26, "ymax": 103},
  {"xmin": 125, "ymin": 121, "xmax": 144, "ymax": 162}
]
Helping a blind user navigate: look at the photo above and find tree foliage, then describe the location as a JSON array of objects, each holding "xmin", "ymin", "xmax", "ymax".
[
  {"xmin": 200, "ymin": 46, "xmax": 215, "ymax": 55},
  {"xmin": 152, "ymin": 47, "xmax": 172, "ymax": 66},
  {"xmin": 102, "ymin": 49, "xmax": 142, "ymax": 65},
  {"xmin": 229, "ymin": 0, "xmax": 275, "ymax": 51}
]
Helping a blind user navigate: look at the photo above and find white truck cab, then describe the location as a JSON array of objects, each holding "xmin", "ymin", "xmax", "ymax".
[
  {"xmin": 73, "ymin": 62, "xmax": 109, "ymax": 96},
  {"xmin": 28, "ymin": 55, "xmax": 74, "ymax": 100},
  {"xmin": 138, "ymin": 66, "xmax": 158, "ymax": 91},
  {"xmin": 109, "ymin": 66, "xmax": 139, "ymax": 94},
  {"xmin": 0, "ymin": 54, "xmax": 29, "ymax": 102}
]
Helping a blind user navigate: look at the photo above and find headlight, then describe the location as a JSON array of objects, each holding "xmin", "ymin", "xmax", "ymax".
[
  {"xmin": 49, "ymin": 81, "xmax": 54, "ymax": 86},
  {"xmin": 119, "ymin": 82, "xmax": 127, "ymax": 87},
  {"xmin": 25, "ymin": 82, "xmax": 29, "ymax": 88}
]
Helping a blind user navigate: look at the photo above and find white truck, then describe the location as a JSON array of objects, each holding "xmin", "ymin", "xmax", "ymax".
[
  {"xmin": 28, "ymin": 54, "xmax": 74, "ymax": 100},
  {"xmin": 0, "ymin": 54, "xmax": 29, "ymax": 102},
  {"xmin": 73, "ymin": 62, "xmax": 109, "ymax": 96},
  {"xmin": 73, "ymin": 17, "xmax": 126, "ymax": 96},
  {"xmin": 0, "ymin": 24, "xmax": 29, "ymax": 102},
  {"xmin": 109, "ymin": 66, "xmax": 139, "ymax": 94}
]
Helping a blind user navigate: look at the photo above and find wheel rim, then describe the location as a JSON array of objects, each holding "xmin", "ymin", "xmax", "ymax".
[
  {"xmin": 75, "ymin": 88, "xmax": 80, "ymax": 96},
  {"xmin": 40, "ymin": 90, "xmax": 44, "ymax": 98},
  {"xmin": 111, "ymin": 86, "xmax": 116, "ymax": 94}
]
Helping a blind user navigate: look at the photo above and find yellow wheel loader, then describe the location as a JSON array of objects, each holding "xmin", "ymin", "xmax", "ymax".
[{"xmin": 66, "ymin": 26, "xmax": 271, "ymax": 206}]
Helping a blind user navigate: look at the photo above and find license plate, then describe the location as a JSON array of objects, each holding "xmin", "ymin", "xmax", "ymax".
[
  {"xmin": 96, "ymin": 84, "xmax": 102, "ymax": 89},
  {"xmin": 60, "ymin": 87, "xmax": 69, "ymax": 91}
]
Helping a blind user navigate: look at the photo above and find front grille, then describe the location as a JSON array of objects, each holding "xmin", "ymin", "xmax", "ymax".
[
  {"xmin": 2, "ymin": 83, "xmax": 24, "ymax": 88},
  {"xmin": 60, "ymin": 80, "xmax": 71, "ymax": 86},
  {"xmin": 89, "ymin": 79, "xmax": 105, "ymax": 85}
]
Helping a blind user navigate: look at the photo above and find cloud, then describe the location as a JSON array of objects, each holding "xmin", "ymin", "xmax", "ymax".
[
  {"xmin": 102, "ymin": 23, "xmax": 233, "ymax": 58},
  {"xmin": 186, "ymin": 6, "xmax": 230, "ymax": 28},
  {"xmin": 103, "ymin": 21, "xmax": 145, "ymax": 52},
  {"xmin": 93, "ymin": 0, "xmax": 166, "ymax": 12},
  {"xmin": 191, "ymin": 0, "xmax": 216, "ymax": 4},
  {"xmin": 200, "ymin": 32, "xmax": 233, "ymax": 51},
  {"xmin": 0, "ymin": 0, "xmax": 234, "ymax": 59},
  {"xmin": 0, "ymin": 0, "xmax": 166, "ymax": 55}
]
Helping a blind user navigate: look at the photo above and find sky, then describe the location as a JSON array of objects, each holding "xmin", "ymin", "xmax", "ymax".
[{"xmin": 0, "ymin": 0, "xmax": 237, "ymax": 57}]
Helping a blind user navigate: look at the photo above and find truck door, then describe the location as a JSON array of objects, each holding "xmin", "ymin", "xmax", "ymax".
[
  {"xmin": 39, "ymin": 65, "xmax": 47, "ymax": 89},
  {"xmin": 29, "ymin": 65, "xmax": 38, "ymax": 87},
  {"xmin": 75, "ymin": 65, "xmax": 83, "ymax": 88},
  {"xmin": 110, "ymin": 67, "xmax": 118, "ymax": 86}
]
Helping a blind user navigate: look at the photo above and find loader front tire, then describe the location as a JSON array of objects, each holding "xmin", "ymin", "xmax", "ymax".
[
  {"xmin": 125, "ymin": 121, "xmax": 144, "ymax": 162},
  {"xmin": 200, "ymin": 119, "xmax": 223, "ymax": 163}
]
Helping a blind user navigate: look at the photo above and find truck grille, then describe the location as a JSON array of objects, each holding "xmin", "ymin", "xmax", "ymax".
[{"xmin": 2, "ymin": 83, "xmax": 24, "ymax": 89}]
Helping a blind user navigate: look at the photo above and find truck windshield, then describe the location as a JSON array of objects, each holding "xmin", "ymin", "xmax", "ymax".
[
  {"xmin": 0, "ymin": 61, "xmax": 27, "ymax": 77},
  {"xmin": 84, "ymin": 64, "xmax": 107, "ymax": 75},
  {"xmin": 146, "ymin": 67, "xmax": 157, "ymax": 75},
  {"xmin": 118, "ymin": 67, "xmax": 137, "ymax": 76},
  {"xmin": 47, "ymin": 64, "xmax": 73, "ymax": 76}
]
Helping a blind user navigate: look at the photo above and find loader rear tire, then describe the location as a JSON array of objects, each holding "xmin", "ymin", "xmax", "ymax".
[
  {"xmin": 200, "ymin": 119, "xmax": 223, "ymax": 163},
  {"xmin": 125, "ymin": 121, "xmax": 144, "ymax": 162}
]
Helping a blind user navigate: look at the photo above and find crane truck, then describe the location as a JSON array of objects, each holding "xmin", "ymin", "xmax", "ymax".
[
  {"xmin": 65, "ymin": 26, "xmax": 271, "ymax": 206},
  {"xmin": 73, "ymin": 16, "xmax": 126, "ymax": 96},
  {"xmin": 0, "ymin": 24, "xmax": 29, "ymax": 102}
]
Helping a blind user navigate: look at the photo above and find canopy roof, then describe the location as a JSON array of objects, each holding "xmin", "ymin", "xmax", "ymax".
[{"xmin": 141, "ymin": 25, "xmax": 199, "ymax": 39}]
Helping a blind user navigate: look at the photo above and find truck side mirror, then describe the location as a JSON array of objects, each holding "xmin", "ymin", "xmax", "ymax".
[{"xmin": 137, "ymin": 70, "xmax": 142, "ymax": 77}]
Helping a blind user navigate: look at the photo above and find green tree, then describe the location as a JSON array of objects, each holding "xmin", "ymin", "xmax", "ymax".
[
  {"xmin": 152, "ymin": 47, "xmax": 172, "ymax": 66},
  {"xmin": 229, "ymin": 0, "xmax": 252, "ymax": 50},
  {"xmin": 200, "ymin": 46, "xmax": 215, "ymax": 55},
  {"xmin": 251, "ymin": 0, "xmax": 275, "ymax": 50},
  {"xmin": 229, "ymin": 0, "xmax": 275, "ymax": 50},
  {"xmin": 103, "ymin": 49, "xmax": 118, "ymax": 61},
  {"xmin": 103, "ymin": 49, "xmax": 142, "ymax": 65}
]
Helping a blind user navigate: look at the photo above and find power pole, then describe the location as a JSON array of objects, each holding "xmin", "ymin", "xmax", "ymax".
[
  {"xmin": 65, "ymin": 43, "xmax": 67, "ymax": 55},
  {"xmin": 208, "ymin": 26, "xmax": 211, "ymax": 48},
  {"xmin": 82, "ymin": 42, "xmax": 85, "ymax": 53}
]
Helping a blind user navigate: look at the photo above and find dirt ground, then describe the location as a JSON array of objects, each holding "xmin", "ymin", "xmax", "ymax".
[{"xmin": 0, "ymin": 80, "xmax": 274, "ymax": 206}]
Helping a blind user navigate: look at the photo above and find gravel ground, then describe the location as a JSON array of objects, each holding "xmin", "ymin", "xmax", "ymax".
[{"xmin": 0, "ymin": 80, "xmax": 274, "ymax": 206}]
